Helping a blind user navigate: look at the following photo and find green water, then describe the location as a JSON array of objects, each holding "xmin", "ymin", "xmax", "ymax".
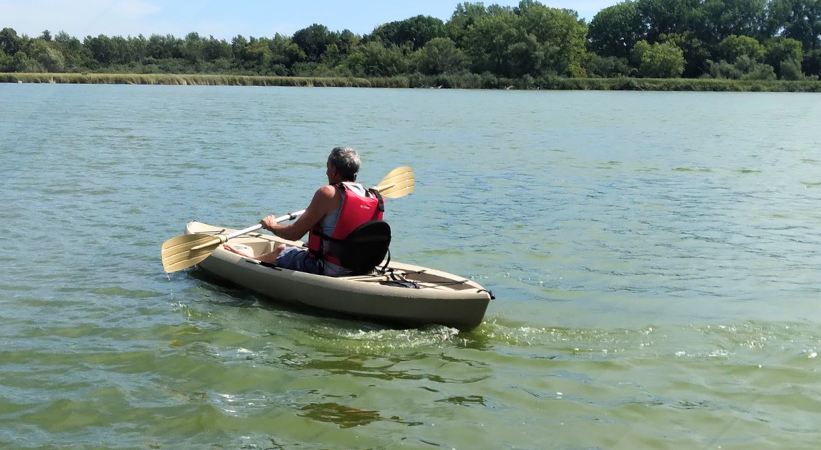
[{"xmin": 1, "ymin": 84, "xmax": 820, "ymax": 448}]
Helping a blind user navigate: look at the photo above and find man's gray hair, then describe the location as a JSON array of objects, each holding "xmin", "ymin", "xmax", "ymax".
[{"xmin": 328, "ymin": 147, "xmax": 360, "ymax": 181}]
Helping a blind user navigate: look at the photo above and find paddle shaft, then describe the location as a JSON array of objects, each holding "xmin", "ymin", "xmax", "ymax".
[
  {"xmin": 228, "ymin": 209, "xmax": 305, "ymax": 239},
  {"xmin": 189, "ymin": 209, "xmax": 305, "ymax": 250}
]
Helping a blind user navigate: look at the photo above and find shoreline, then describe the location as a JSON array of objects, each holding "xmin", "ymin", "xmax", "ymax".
[{"xmin": 1, "ymin": 72, "xmax": 819, "ymax": 92}]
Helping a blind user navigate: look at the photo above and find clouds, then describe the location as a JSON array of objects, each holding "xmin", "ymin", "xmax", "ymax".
[
  {"xmin": 0, "ymin": 0, "xmax": 294, "ymax": 38},
  {"xmin": 1, "ymin": 0, "xmax": 613, "ymax": 39},
  {"xmin": 0, "ymin": 0, "xmax": 164, "ymax": 37}
]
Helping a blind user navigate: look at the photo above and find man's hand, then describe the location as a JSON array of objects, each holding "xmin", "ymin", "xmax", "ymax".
[{"xmin": 260, "ymin": 215, "xmax": 279, "ymax": 232}]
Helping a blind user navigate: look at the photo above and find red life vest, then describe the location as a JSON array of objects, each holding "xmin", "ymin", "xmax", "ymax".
[{"xmin": 308, "ymin": 183, "xmax": 384, "ymax": 267}]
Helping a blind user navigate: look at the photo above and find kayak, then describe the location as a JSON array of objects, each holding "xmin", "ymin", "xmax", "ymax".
[{"xmin": 184, "ymin": 221, "xmax": 493, "ymax": 330}]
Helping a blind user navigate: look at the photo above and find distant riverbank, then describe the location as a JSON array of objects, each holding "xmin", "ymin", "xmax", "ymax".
[{"xmin": 2, "ymin": 72, "xmax": 820, "ymax": 92}]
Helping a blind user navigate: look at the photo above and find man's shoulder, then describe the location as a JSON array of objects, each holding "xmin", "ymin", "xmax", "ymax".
[
  {"xmin": 316, "ymin": 184, "xmax": 337, "ymax": 195},
  {"xmin": 314, "ymin": 184, "xmax": 341, "ymax": 202}
]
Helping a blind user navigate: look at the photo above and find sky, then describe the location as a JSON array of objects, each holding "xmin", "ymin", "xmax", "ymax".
[{"xmin": 0, "ymin": 0, "xmax": 615, "ymax": 39}]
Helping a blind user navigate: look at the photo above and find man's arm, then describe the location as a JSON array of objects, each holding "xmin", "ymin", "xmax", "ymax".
[{"xmin": 261, "ymin": 185, "xmax": 338, "ymax": 241}]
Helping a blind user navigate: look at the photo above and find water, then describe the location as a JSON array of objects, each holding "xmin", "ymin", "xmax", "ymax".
[{"xmin": 1, "ymin": 84, "xmax": 820, "ymax": 448}]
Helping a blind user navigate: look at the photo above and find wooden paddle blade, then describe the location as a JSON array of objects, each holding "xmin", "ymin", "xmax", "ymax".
[
  {"xmin": 374, "ymin": 166, "xmax": 414, "ymax": 199},
  {"xmin": 161, "ymin": 233, "xmax": 223, "ymax": 273}
]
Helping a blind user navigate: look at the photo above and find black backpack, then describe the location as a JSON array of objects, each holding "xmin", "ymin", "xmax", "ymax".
[{"xmin": 325, "ymin": 220, "xmax": 392, "ymax": 275}]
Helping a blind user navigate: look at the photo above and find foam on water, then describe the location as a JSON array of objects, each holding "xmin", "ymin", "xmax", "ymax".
[{"xmin": 2, "ymin": 85, "xmax": 821, "ymax": 448}]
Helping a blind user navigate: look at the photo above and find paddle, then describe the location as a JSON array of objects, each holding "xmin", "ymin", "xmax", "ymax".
[{"xmin": 161, "ymin": 166, "xmax": 414, "ymax": 273}]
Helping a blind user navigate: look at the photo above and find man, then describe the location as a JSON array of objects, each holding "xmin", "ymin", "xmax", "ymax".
[{"xmin": 227, "ymin": 147, "xmax": 384, "ymax": 276}]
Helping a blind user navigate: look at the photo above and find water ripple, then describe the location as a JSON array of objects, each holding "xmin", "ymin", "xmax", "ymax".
[{"xmin": 2, "ymin": 85, "xmax": 821, "ymax": 448}]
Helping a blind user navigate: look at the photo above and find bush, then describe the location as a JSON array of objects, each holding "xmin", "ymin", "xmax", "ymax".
[
  {"xmin": 718, "ymin": 35, "xmax": 764, "ymax": 62},
  {"xmin": 708, "ymin": 56, "xmax": 776, "ymax": 80},
  {"xmin": 344, "ymin": 42, "xmax": 408, "ymax": 77},
  {"xmin": 780, "ymin": 58, "xmax": 803, "ymax": 80},
  {"xmin": 415, "ymin": 37, "xmax": 467, "ymax": 75},
  {"xmin": 764, "ymin": 37, "xmax": 803, "ymax": 79},
  {"xmin": 803, "ymin": 49, "xmax": 821, "ymax": 78},
  {"xmin": 0, "ymin": 48, "xmax": 11, "ymax": 71},
  {"xmin": 633, "ymin": 40, "xmax": 685, "ymax": 78},
  {"xmin": 586, "ymin": 54, "xmax": 633, "ymax": 78}
]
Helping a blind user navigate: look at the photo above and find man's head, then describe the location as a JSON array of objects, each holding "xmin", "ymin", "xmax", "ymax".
[{"xmin": 327, "ymin": 147, "xmax": 360, "ymax": 182}]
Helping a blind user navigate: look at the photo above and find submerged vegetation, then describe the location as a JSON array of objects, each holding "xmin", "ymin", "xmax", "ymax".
[{"xmin": 1, "ymin": 0, "xmax": 819, "ymax": 90}]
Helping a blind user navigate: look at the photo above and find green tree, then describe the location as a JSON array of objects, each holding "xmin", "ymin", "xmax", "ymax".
[
  {"xmin": 345, "ymin": 41, "xmax": 407, "ymax": 76},
  {"xmin": 334, "ymin": 30, "xmax": 359, "ymax": 59},
  {"xmin": 588, "ymin": 1, "xmax": 644, "ymax": 59},
  {"xmin": 507, "ymin": 33, "xmax": 543, "ymax": 77},
  {"xmin": 370, "ymin": 15, "xmax": 446, "ymax": 50},
  {"xmin": 54, "ymin": 31, "xmax": 90, "ymax": 70},
  {"xmin": 128, "ymin": 35, "xmax": 148, "ymax": 65},
  {"xmin": 766, "ymin": 0, "xmax": 821, "ymax": 51},
  {"xmin": 4, "ymin": 2, "xmax": 815, "ymax": 81},
  {"xmin": 699, "ymin": 0, "xmax": 767, "ymax": 43},
  {"xmin": 0, "ymin": 48, "xmax": 11, "ymax": 71},
  {"xmin": 447, "ymin": 2, "xmax": 492, "ymax": 46},
  {"xmin": 147, "ymin": 34, "xmax": 181, "ymax": 59},
  {"xmin": 84, "ymin": 34, "xmax": 114, "ymax": 65},
  {"xmin": 718, "ymin": 34, "xmax": 765, "ymax": 61},
  {"xmin": 636, "ymin": 0, "xmax": 701, "ymax": 42},
  {"xmin": 182, "ymin": 32, "xmax": 204, "ymax": 63},
  {"xmin": 633, "ymin": 40, "xmax": 686, "ymax": 77},
  {"xmin": 292, "ymin": 24, "xmax": 334, "ymax": 62},
  {"xmin": 462, "ymin": 12, "xmax": 520, "ymax": 76},
  {"xmin": 517, "ymin": 1, "xmax": 588, "ymax": 76},
  {"xmin": 28, "ymin": 39, "xmax": 65, "ymax": 72},
  {"xmin": 319, "ymin": 30, "xmax": 359, "ymax": 67},
  {"xmin": 12, "ymin": 51, "xmax": 37, "ymax": 71},
  {"xmin": 231, "ymin": 35, "xmax": 249, "ymax": 65},
  {"xmin": 764, "ymin": 36, "xmax": 804, "ymax": 77},
  {"xmin": 460, "ymin": 1, "xmax": 588, "ymax": 77},
  {"xmin": 804, "ymin": 48, "xmax": 821, "ymax": 76},
  {"xmin": 269, "ymin": 33, "xmax": 305, "ymax": 71},
  {"xmin": 202, "ymin": 36, "xmax": 232, "ymax": 62},
  {"xmin": 0, "ymin": 27, "xmax": 22, "ymax": 55},
  {"xmin": 245, "ymin": 37, "xmax": 273, "ymax": 70},
  {"xmin": 661, "ymin": 32, "xmax": 713, "ymax": 76},
  {"xmin": 108, "ymin": 36, "xmax": 135, "ymax": 65},
  {"xmin": 415, "ymin": 37, "xmax": 468, "ymax": 74}
]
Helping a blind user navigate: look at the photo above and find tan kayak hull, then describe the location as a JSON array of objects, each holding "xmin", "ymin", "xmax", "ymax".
[{"xmin": 185, "ymin": 222, "xmax": 492, "ymax": 330}]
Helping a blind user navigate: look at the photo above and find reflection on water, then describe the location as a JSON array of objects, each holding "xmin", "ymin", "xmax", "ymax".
[
  {"xmin": 1, "ymin": 85, "xmax": 820, "ymax": 448},
  {"xmin": 299, "ymin": 403, "xmax": 383, "ymax": 428}
]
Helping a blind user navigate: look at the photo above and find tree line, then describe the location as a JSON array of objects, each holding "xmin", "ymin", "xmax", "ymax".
[{"xmin": 1, "ymin": 0, "xmax": 819, "ymax": 84}]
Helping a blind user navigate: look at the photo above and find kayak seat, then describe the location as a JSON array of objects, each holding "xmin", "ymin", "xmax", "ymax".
[{"xmin": 326, "ymin": 220, "xmax": 392, "ymax": 275}]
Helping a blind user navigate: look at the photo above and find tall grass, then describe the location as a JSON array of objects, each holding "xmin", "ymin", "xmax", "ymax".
[
  {"xmin": 1, "ymin": 72, "xmax": 819, "ymax": 92},
  {"xmin": 0, "ymin": 73, "xmax": 377, "ymax": 87}
]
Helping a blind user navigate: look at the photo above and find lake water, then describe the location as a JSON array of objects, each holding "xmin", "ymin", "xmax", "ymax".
[{"xmin": 1, "ymin": 84, "xmax": 820, "ymax": 448}]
